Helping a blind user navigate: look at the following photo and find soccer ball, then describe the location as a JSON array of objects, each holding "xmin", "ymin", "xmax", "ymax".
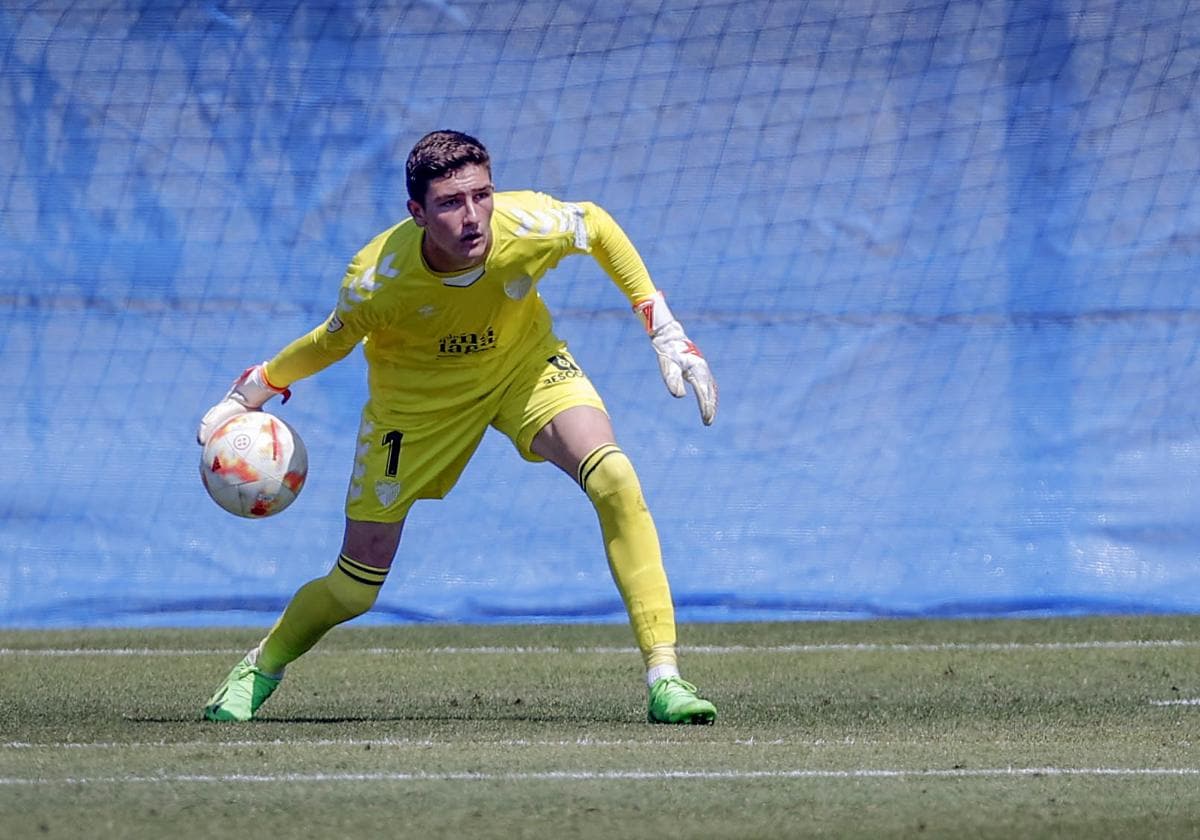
[{"xmin": 200, "ymin": 412, "xmax": 308, "ymax": 518}]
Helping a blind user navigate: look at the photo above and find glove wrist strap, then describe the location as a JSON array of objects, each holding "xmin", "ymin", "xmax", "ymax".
[
  {"xmin": 258, "ymin": 363, "xmax": 286, "ymax": 393},
  {"xmin": 633, "ymin": 290, "xmax": 676, "ymax": 335},
  {"xmin": 244, "ymin": 363, "xmax": 291, "ymax": 404}
]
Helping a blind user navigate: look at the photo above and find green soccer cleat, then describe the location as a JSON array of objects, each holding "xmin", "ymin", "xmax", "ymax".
[
  {"xmin": 202, "ymin": 653, "xmax": 281, "ymax": 722},
  {"xmin": 648, "ymin": 676, "xmax": 717, "ymax": 725}
]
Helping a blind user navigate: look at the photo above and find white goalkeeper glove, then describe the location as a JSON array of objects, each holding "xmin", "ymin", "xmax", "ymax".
[
  {"xmin": 634, "ymin": 291, "xmax": 718, "ymax": 426},
  {"xmin": 196, "ymin": 363, "xmax": 291, "ymax": 445}
]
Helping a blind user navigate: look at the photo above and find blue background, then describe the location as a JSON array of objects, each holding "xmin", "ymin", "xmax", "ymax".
[{"xmin": 2, "ymin": 1, "xmax": 1199, "ymax": 627}]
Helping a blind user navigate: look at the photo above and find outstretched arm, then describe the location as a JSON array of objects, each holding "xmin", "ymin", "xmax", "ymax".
[
  {"xmin": 585, "ymin": 204, "xmax": 718, "ymax": 426},
  {"xmin": 262, "ymin": 318, "xmax": 360, "ymax": 387},
  {"xmin": 196, "ymin": 317, "xmax": 360, "ymax": 444}
]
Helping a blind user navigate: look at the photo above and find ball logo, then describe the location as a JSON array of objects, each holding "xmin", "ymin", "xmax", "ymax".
[{"xmin": 232, "ymin": 433, "xmax": 252, "ymax": 450}]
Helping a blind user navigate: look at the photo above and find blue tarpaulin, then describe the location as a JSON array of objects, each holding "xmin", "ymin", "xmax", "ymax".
[{"xmin": 2, "ymin": 1, "xmax": 1199, "ymax": 627}]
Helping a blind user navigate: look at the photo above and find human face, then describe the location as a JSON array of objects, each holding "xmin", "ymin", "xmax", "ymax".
[{"xmin": 408, "ymin": 163, "xmax": 494, "ymax": 273}]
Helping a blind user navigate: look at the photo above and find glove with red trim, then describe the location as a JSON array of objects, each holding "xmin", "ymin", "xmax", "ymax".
[
  {"xmin": 197, "ymin": 363, "xmax": 291, "ymax": 445},
  {"xmin": 634, "ymin": 291, "xmax": 718, "ymax": 426}
]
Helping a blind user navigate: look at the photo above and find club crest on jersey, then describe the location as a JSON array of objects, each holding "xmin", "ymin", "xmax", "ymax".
[
  {"xmin": 374, "ymin": 480, "xmax": 402, "ymax": 508},
  {"xmin": 439, "ymin": 327, "xmax": 497, "ymax": 356},
  {"xmin": 504, "ymin": 275, "xmax": 533, "ymax": 300}
]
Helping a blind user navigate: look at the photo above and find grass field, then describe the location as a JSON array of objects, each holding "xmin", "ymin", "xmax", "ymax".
[{"xmin": 3, "ymin": 616, "xmax": 1200, "ymax": 838}]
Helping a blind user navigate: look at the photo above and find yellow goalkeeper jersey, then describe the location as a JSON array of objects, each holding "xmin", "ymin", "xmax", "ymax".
[{"xmin": 265, "ymin": 190, "xmax": 656, "ymax": 415}]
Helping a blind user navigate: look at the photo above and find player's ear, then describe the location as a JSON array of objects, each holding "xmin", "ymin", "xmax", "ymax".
[{"xmin": 408, "ymin": 198, "xmax": 426, "ymax": 226}]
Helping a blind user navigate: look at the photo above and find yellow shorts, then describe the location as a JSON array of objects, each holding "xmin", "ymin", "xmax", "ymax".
[{"xmin": 344, "ymin": 340, "xmax": 606, "ymax": 522}]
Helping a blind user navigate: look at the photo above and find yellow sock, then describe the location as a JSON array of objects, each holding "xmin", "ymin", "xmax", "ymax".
[
  {"xmin": 578, "ymin": 444, "xmax": 678, "ymax": 671},
  {"xmin": 257, "ymin": 554, "xmax": 388, "ymax": 674}
]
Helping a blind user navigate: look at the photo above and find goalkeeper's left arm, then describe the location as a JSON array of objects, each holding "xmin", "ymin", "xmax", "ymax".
[{"xmin": 583, "ymin": 203, "xmax": 719, "ymax": 426}]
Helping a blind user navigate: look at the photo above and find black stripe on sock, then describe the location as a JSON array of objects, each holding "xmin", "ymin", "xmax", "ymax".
[
  {"xmin": 578, "ymin": 444, "xmax": 621, "ymax": 491},
  {"xmin": 336, "ymin": 554, "xmax": 388, "ymax": 586}
]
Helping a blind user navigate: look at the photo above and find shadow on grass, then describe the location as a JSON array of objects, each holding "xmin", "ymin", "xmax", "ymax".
[{"xmin": 125, "ymin": 711, "xmax": 631, "ymax": 724}]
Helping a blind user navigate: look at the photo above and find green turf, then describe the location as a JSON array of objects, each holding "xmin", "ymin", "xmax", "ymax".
[{"xmin": 3, "ymin": 617, "xmax": 1200, "ymax": 838}]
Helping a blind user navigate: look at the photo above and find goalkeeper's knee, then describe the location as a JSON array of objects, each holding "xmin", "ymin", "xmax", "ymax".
[
  {"xmin": 578, "ymin": 443, "xmax": 643, "ymax": 505},
  {"xmin": 326, "ymin": 553, "xmax": 388, "ymax": 619}
]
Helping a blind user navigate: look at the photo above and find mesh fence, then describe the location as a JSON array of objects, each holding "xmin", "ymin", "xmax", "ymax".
[{"xmin": 2, "ymin": 1, "xmax": 1199, "ymax": 626}]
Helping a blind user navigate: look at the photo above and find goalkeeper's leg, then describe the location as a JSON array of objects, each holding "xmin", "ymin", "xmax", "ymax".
[
  {"xmin": 531, "ymin": 406, "xmax": 716, "ymax": 724},
  {"xmin": 202, "ymin": 519, "xmax": 402, "ymax": 722}
]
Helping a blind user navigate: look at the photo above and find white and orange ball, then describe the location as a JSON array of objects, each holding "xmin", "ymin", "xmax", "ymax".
[{"xmin": 200, "ymin": 412, "xmax": 307, "ymax": 518}]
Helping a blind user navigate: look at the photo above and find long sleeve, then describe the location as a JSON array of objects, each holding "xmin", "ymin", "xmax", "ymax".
[
  {"xmin": 583, "ymin": 202, "xmax": 658, "ymax": 305},
  {"xmin": 263, "ymin": 317, "xmax": 361, "ymax": 388}
]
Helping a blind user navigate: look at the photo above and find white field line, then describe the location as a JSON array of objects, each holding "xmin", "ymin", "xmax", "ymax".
[
  {"xmin": 1, "ymin": 639, "xmax": 1197, "ymax": 657},
  {"xmin": 1, "ymin": 767, "xmax": 1199, "ymax": 786}
]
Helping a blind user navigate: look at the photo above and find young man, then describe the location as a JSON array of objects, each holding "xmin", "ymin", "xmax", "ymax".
[{"xmin": 197, "ymin": 130, "xmax": 719, "ymax": 724}]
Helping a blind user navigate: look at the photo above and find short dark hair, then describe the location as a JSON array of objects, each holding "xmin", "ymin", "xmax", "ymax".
[{"xmin": 405, "ymin": 130, "xmax": 491, "ymax": 204}]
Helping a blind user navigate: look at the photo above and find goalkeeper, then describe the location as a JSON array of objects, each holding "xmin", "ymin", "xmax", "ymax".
[{"xmin": 197, "ymin": 130, "xmax": 719, "ymax": 725}]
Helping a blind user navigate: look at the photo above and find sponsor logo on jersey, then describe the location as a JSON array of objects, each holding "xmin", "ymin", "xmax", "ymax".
[
  {"xmin": 438, "ymin": 327, "xmax": 497, "ymax": 356},
  {"xmin": 542, "ymin": 353, "xmax": 586, "ymax": 384}
]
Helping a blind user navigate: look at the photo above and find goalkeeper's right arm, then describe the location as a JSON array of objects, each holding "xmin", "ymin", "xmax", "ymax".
[{"xmin": 196, "ymin": 315, "xmax": 360, "ymax": 445}]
